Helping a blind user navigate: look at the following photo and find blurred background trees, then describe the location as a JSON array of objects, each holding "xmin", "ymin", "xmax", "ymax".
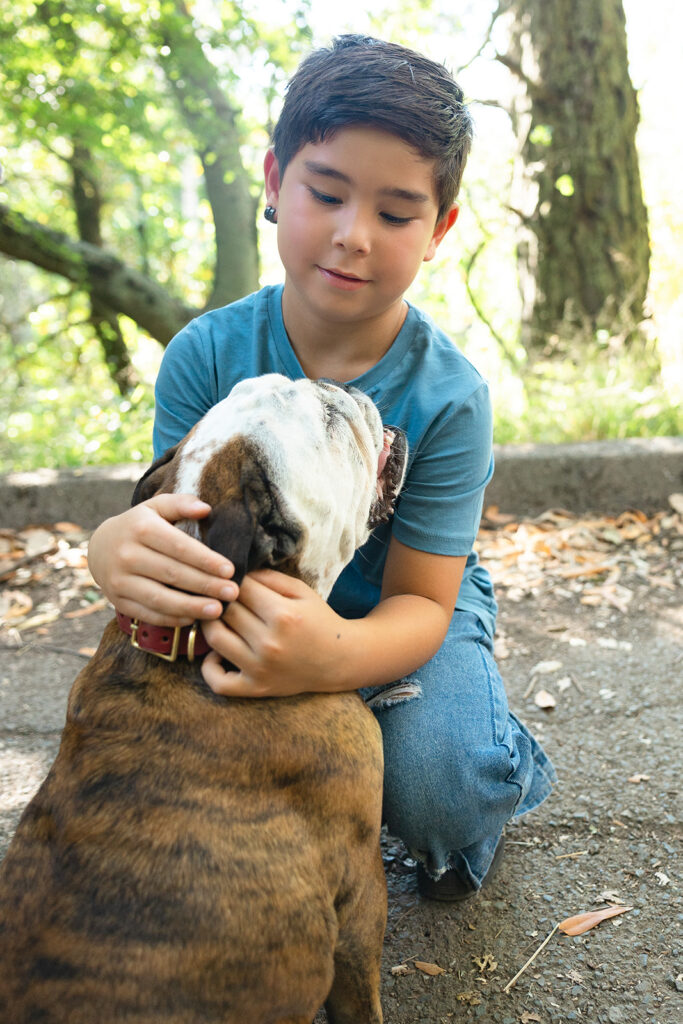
[
  {"xmin": 499, "ymin": 0, "xmax": 650, "ymax": 352},
  {"xmin": 0, "ymin": 0, "xmax": 679, "ymax": 470}
]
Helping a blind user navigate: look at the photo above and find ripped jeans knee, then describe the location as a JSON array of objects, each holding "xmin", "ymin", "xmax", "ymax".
[
  {"xmin": 360, "ymin": 680, "xmax": 423, "ymax": 710},
  {"xmin": 362, "ymin": 611, "xmax": 556, "ymax": 885}
]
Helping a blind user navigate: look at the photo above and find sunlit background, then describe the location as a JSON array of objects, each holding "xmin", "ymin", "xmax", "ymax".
[{"xmin": 0, "ymin": 0, "xmax": 680, "ymax": 470}]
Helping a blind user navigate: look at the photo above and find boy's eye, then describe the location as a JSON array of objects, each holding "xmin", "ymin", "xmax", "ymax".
[
  {"xmin": 381, "ymin": 212, "xmax": 414, "ymax": 226},
  {"xmin": 308, "ymin": 186, "xmax": 341, "ymax": 205}
]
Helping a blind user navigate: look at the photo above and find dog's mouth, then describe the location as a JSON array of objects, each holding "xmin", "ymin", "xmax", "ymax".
[{"xmin": 370, "ymin": 425, "xmax": 407, "ymax": 528}]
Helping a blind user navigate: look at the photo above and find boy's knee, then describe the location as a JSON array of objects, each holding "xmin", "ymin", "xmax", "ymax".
[{"xmin": 381, "ymin": 715, "xmax": 530, "ymax": 854}]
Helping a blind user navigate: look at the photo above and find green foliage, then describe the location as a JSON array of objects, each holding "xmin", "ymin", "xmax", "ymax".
[
  {"xmin": 0, "ymin": 275, "xmax": 157, "ymax": 473},
  {"xmin": 0, "ymin": 0, "xmax": 680, "ymax": 474},
  {"xmin": 493, "ymin": 338, "xmax": 682, "ymax": 445}
]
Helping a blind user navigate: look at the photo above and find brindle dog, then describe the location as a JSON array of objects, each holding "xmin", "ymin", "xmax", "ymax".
[{"xmin": 0, "ymin": 375, "xmax": 408, "ymax": 1024}]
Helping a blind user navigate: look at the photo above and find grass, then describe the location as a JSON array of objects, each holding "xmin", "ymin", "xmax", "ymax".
[{"xmin": 0, "ymin": 325, "xmax": 680, "ymax": 474}]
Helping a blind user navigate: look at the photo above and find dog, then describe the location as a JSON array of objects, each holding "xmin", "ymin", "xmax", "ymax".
[{"xmin": 0, "ymin": 374, "xmax": 408, "ymax": 1024}]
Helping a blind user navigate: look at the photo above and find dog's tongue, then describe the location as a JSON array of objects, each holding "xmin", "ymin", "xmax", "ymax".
[{"xmin": 376, "ymin": 428, "xmax": 395, "ymax": 499}]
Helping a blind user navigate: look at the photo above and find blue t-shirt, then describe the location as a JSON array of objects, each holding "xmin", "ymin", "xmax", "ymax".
[{"xmin": 153, "ymin": 284, "xmax": 497, "ymax": 637}]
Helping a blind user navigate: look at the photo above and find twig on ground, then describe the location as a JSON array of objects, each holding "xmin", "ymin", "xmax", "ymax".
[{"xmin": 503, "ymin": 924, "xmax": 559, "ymax": 993}]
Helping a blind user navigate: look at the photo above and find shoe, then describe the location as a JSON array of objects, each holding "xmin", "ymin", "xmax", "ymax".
[{"xmin": 416, "ymin": 835, "xmax": 506, "ymax": 902}]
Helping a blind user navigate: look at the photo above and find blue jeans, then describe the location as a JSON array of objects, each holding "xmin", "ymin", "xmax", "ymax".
[{"xmin": 361, "ymin": 610, "xmax": 557, "ymax": 892}]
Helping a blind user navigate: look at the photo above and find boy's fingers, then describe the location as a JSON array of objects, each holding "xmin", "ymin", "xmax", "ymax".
[
  {"xmin": 144, "ymin": 493, "xmax": 212, "ymax": 522},
  {"xmin": 201, "ymin": 651, "xmax": 269, "ymax": 699},
  {"xmin": 113, "ymin": 581, "xmax": 225, "ymax": 627},
  {"xmin": 246, "ymin": 569, "xmax": 308, "ymax": 595},
  {"xmin": 201, "ymin": 620, "xmax": 254, "ymax": 668},
  {"xmin": 219, "ymin": 600, "xmax": 267, "ymax": 649},
  {"xmin": 134, "ymin": 505, "xmax": 235, "ymax": 579},
  {"xmin": 124, "ymin": 547, "xmax": 237, "ymax": 601},
  {"xmin": 201, "ymin": 653, "xmax": 245, "ymax": 696}
]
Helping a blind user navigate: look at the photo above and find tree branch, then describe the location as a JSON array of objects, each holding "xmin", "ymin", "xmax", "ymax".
[
  {"xmin": 463, "ymin": 241, "xmax": 523, "ymax": 368},
  {"xmin": 0, "ymin": 203, "xmax": 196, "ymax": 345}
]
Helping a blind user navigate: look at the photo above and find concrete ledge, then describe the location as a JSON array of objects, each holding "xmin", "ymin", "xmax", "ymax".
[{"xmin": 1, "ymin": 437, "xmax": 681, "ymax": 529}]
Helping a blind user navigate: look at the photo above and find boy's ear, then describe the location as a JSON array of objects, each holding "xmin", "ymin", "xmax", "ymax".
[
  {"xmin": 263, "ymin": 148, "xmax": 282, "ymax": 207},
  {"xmin": 423, "ymin": 204, "xmax": 459, "ymax": 262}
]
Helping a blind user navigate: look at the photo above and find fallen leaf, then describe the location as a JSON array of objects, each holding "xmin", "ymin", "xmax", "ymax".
[
  {"xmin": 597, "ymin": 890, "xmax": 623, "ymax": 904},
  {"xmin": 390, "ymin": 963, "xmax": 413, "ymax": 976},
  {"xmin": 16, "ymin": 609, "xmax": 61, "ymax": 631},
  {"xmin": 534, "ymin": 689, "xmax": 557, "ymax": 709},
  {"xmin": 531, "ymin": 659, "xmax": 563, "ymax": 675},
  {"xmin": 415, "ymin": 960, "xmax": 446, "ymax": 976},
  {"xmin": 64, "ymin": 598, "xmax": 109, "ymax": 618},
  {"xmin": 558, "ymin": 905, "xmax": 633, "ymax": 935},
  {"xmin": 16, "ymin": 528, "xmax": 57, "ymax": 558},
  {"xmin": 521, "ymin": 1013, "xmax": 542, "ymax": 1023},
  {"xmin": 455, "ymin": 991, "xmax": 482, "ymax": 1006},
  {"xmin": 0, "ymin": 590, "xmax": 33, "ymax": 621},
  {"xmin": 472, "ymin": 953, "xmax": 498, "ymax": 973}
]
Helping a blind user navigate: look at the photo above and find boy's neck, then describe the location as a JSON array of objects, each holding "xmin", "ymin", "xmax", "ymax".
[{"xmin": 281, "ymin": 285, "xmax": 408, "ymax": 382}]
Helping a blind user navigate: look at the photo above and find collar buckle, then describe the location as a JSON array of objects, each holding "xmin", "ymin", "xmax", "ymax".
[{"xmin": 130, "ymin": 618, "xmax": 182, "ymax": 662}]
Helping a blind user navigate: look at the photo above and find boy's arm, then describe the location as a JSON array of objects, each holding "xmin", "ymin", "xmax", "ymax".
[{"xmin": 201, "ymin": 538, "xmax": 466, "ymax": 697}]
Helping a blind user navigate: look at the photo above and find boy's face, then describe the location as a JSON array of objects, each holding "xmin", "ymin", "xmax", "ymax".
[{"xmin": 264, "ymin": 125, "xmax": 457, "ymax": 333}]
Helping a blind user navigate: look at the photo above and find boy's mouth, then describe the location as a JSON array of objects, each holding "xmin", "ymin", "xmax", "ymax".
[{"xmin": 317, "ymin": 266, "xmax": 369, "ymax": 291}]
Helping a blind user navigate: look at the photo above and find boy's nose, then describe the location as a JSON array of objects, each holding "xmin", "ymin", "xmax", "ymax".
[{"xmin": 332, "ymin": 208, "xmax": 371, "ymax": 255}]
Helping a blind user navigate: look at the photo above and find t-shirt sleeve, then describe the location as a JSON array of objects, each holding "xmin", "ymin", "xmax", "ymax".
[
  {"xmin": 152, "ymin": 320, "xmax": 219, "ymax": 458},
  {"xmin": 391, "ymin": 381, "xmax": 494, "ymax": 557}
]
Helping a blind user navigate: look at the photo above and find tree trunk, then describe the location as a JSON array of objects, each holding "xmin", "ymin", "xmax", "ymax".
[
  {"xmin": 72, "ymin": 145, "xmax": 138, "ymax": 395},
  {"xmin": 499, "ymin": 0, "xmax": 650, "ymax": 351},
  {"xmin": 159, "ymin": 0, "xmax": 259, "ymax": 308}
]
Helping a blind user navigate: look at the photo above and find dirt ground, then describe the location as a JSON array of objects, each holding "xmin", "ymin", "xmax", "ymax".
[{"xmin": 1, "ymin": 505, "xmax": 681, "ymax": 1023}]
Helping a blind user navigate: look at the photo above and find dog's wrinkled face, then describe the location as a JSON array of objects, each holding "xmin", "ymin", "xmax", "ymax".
[{"xmin": 133, "ymin": 374, "xmax": 407, "ymax": 597}]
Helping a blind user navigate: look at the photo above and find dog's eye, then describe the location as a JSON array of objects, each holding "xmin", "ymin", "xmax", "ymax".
[{"xmin": 321, "ymin": 401, "xmax": 339, "ymax": 432}]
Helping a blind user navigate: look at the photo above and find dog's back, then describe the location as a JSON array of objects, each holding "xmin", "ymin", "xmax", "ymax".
[{"xmin": 0, "ymin": 622, "xmax": 385, "ymax": 1023}]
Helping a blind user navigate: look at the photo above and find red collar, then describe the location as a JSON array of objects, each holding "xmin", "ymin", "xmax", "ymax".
[{"xmin": 116, "ymin": 611, "xmax": 211, "ymax": 663}]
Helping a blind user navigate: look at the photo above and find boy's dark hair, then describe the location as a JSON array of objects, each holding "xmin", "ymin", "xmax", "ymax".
[{"xmin": 272, "ymin": 35, "xmax": 473, "ymax": 220}]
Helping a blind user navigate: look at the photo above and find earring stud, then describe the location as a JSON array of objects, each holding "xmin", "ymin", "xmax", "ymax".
[{"xmin": 264, "ymin": 205, "xmax": 278, "ymax": 224}]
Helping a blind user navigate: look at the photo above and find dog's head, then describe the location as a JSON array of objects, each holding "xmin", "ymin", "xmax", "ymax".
[{"xmin": 132, "ymin": 375, "xmax": 407, "ymax": 597}]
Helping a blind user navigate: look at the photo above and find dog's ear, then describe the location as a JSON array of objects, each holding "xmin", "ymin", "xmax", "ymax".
[
  {"xmin": 202, "ymin": 496, "xmax": 255, "ymax": 585},
  {"xmin": 370, "ymin": 426, "xmax": 408, "ymax": 528},
  {"xmin": 202, "ymin": 467, "xmax": 302, "ymax": 583},
  {"xmin": 131, "ymin": 445, "xmax": 180, "ymax": 506}
]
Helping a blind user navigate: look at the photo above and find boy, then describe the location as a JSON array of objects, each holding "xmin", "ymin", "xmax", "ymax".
[{"xmin": 88, "ymin": 35, "xmax": 556, "ymax": 899}]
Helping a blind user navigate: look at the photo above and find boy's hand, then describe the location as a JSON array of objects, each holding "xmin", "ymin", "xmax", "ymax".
[
  {"xmin": 87, "ymin": 494, "xmax": 238, "ymax": 627},
  {"xmin": 201, "ymin": 571, "xmax": 348, "ymax": 698}
]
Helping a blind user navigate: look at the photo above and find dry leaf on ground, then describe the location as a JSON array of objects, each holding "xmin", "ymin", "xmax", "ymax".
[
  {"xmin": 390, "ymin": 963, "xmax": 413, "ymax": 977},
  {"xmin": 0, "ymin": 590, "xmax": 33, "ymax": 621},
  {"xmin": 472, "ymin": 953, "xmax": 498, "ymax": 973},
  {"xmin": 455, "ymin": 991, "xmax": 482, "ymax": 1006},
  {"xmin": 64, "ymin": 598, "xmax": 109, "ymax": 619},
  {"xmin": 534, "ymin": 689, "xmax": 557, "ymax": 709},
  {"xmin": 558, "ymin": 905, "xmax": 633, "ymax": 935},
  {"xmin": 415, "ymin": 960, "xmax": 446, "ymax": 976}
]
